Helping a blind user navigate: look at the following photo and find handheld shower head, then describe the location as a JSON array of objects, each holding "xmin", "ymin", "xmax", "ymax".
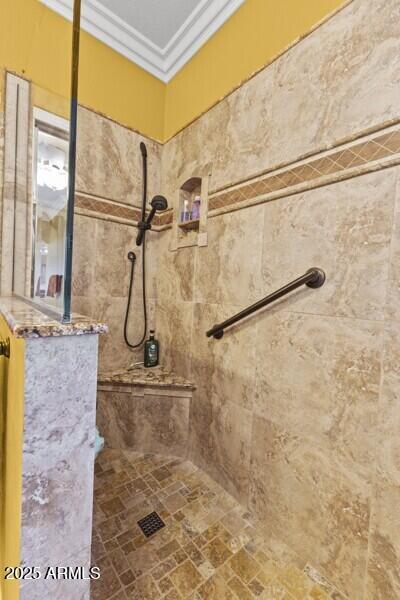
[
  {"xmin": 140, "ymin": 142, "xmax": 147, "ymax": 158},
  {"xmin": 136, "ymin": 195, "xmax": 168, "ymax": 246},
  {"xmin": 151, "ymin": 195, "xmax": 168, "ymax": 211}
]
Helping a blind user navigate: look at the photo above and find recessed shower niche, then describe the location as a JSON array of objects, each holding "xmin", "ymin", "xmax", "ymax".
[{"xmin": 173, "ymin": 174, "xmax": 210, "ymax": 249}]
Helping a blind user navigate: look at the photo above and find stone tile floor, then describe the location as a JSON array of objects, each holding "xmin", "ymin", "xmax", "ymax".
[{"xmin": 91, "ymin": 450, "xmax": 347, "ymax": 600}]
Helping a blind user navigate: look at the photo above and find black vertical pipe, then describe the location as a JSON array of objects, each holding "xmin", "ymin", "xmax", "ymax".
[
  {"xmin": 140, "ymin": 142, "xmax": 148, "ymax": 221},
  {"xmin": 63, "ymin": 0, "xmax": 82, "ymax": 322}
]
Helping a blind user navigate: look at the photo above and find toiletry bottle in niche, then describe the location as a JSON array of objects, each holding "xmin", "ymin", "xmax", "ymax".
[
  {"xmin": 192, "ymin": 195, "xmax": 201, "ymax": 220},
  {"xmin": 144, "ymin": 330, "xmax": 159, "ymax": 367},
  {"xmin": 182, "ymin": 199, "xmax": 191, "ymax": 222}
]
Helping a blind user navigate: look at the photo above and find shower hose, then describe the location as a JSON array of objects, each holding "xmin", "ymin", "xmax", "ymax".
[{"xmin": 123, "ymin": 234, "xmax": 147, "ymax": 349}]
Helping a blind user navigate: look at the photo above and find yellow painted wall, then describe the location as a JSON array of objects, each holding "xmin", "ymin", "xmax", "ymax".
[
  {"xmin": 0, "ymin": 0, "xmax": 165, "ymax": 140},
  {"xmin": 1, "ymin": 0, "xmax": 347, "ymax": 142},
  {"xmin": 0, "ymin": 319, "xmax": 25, "ymax": 600},
  {"xmin": 164, "ymin": 0, "xmax": 347, "ymax": 139}
]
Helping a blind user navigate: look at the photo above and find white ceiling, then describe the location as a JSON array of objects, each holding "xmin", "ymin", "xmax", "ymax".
[
  {"xmin": 39, "ymin": 0, "xmax": 245, "ymax": 82},
  {"xmin": 95, "ymin": 0, "xmax": 202, "ymax": 49}
]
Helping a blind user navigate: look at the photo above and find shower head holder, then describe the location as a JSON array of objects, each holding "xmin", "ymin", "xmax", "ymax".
[{"xmin": 137, "ymin": 220, "xmax": 152, "ymax": 232}]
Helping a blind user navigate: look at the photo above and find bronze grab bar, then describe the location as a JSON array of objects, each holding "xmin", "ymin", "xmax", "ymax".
[{"xmin": 206, "ymin": 268, "xmax": 325, "ymax": 339}]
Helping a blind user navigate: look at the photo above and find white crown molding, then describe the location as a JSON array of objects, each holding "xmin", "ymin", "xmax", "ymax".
[
  {"xmin": 163, "ymin": 0, "xmax": 244, "ymax": 75},
  {"xmin": 38, "ymin": 0, "xmax": 245, "ymax": 82}
]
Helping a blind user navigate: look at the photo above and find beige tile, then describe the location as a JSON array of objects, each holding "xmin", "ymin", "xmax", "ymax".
[
  {"xmin": 97, "ymin": 390, "xmax": 190, "ymax": 457},
  {"xmin": 302, "ymin": 564, "xmax": 337, "ymax": 596},
  {"xmin": 72, "ymin": 214, "xmax": 97, "ymax": 296},
  {"xmin": 276, "ymin": 565, "xmax": 312, "ymax": 599},
  {"xmin": 261, "ymin": 170, "xmax": 395, "ymax": 322},
  {"xmin": 376, "ymin": 322, "xmax": 400, "ymax": 485},
  {"xmin": 189, "ymin": 302, "xmax": 219, "ymax": 398},
  {"xmin": 76, "ymin": 106, "xmax": 161, "ymax": 205},
  {"xmin": 134, "ymin": 394, "xmax": 190, "ymax": 457},
  {"xmin": 202, "ymin": 522, "xmax": 232, "ymax": 544},
  {"xmin": 190, "ymin": 395, "xmax": 252, "ymax": 505},
  {"xmin": 93, "ymin": 219, "xmax": 134, "ymax": 298},
  {"xmin": 270, "ymin": 0, "xmax": 400, "ymax": 163},
  {"xmin": 127, "ymin": 546, "xmax": 159, "ymax": 579},
  {"xmin": 227, "ymin": 576, "xmax": 253, "ymax": 600},
  {"xmin": 169, "ymin": 560, "xmax": 203, "ymax": 596},
  {"xmin": 386, "ymin": 170, "xmax": 400, "ymax": 322},
  {"xmin": 162, "ymin": 0, "xmax": 399, "ymax": 197},
  {"xmin": 194, "ymin": 204, "xmax": 264, "ymax": 306},
  {"xmin": 315, "ymin": 0, "xmax": 400, "ymax": 145},
  {"xmin": 249, "ymin": 415, "xmax": 370, "ymax": 598},
  {"xmin": 156, "ymin": 539, "xmax": 180, "ymax": 561},
  {"xmin": 96, "ymin": 390, "xmax": 136, "ymax": 449},
  {"xmin": 158, "ymin": 576, "xmax": 174, "ymax": 594},
  {"xmin": 85, "ymin": 8, "xmax": 400, "ymax": 600},
  {"xmin": 211, "ymin": 302, "xmax": 257, "ymax": 412},
  {"xmin": 229, "ymin": 548, "xmax": 261, "ymax": 584},
  {"xmin": 268, "ymin": 30, "xmax": 325, "ymax": 169},
  {"xmin": 197, "ymin": 572, "xmax": 235, "ymax": 599},
  {"xmin": 248, "ymin": 577, "xmax": 266, "ymax": 597},
  {"xmin": 202, "ymin": 536, "xmax": 233, "ymax": 568},
  {"xmin": 90, "ymin": 565, "xmax": 121, "ymax": 600},
  {"xmin": 92, "ymin": 451, "xmax": 331, "ymax": 599},
  {"xmin": 157, "ymin": 244, "xmax": 196, "ymax": 302},
  {"xmin": 164, "ymin": 589, "xmax": 182, "ymax": 600},
  {"xmin": 125, "ymin": 573, "xmax": 160, "ymax": 600},
  {"xmin": 156, "ymin": 300, "xmax": 194, "ymax": 379},
  {"xmin": 220, "ymin": 510, "xmax": 248, "ymax": 536},
  {"xmin": 164, "ymin": 492, "xmax": 187, "ymax": 514},
  {"xmin": 260, "ymin": 581, "xmax": 288, "ymax": 599},
  {"xmin": 308, "ymin": 586, "xmax": 329, "ymax": 600},
  {"xmin": 254, "ymin": 312, "xmax": 382, "ymax": 484},
  {"xmin": 173, "ymin": 547, "xmax": 187, "ymax": 565},
  {"xmin": 151, "ymin": 556, "xmax": 177, "ymax": 580},
  {"xmin": 366, "ymin": 324, "xmax": 400, "ymax": 598},
  {"xmin": 183, "ymin": 540, "xmax": 206, "ymax": 567},
  {"xmin": 197, "ymin": 558, "xmax": 216, "ymax": 581},
  {"xmin": 119, "ymin": 569, "xmax": 135, "ymax": 587},
  {"xmin": 93, "ymin": 295, "xmax": 143, "ymax": 372}
]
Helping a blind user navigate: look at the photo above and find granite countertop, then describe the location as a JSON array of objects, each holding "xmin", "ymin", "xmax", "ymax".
[
  {"xmin": 0, "ymin": 296, "xmax": 108, "ymax": 339},
  {"xmin": 98, "ymin": 364, "xmax": 195, "ymax": 391}
]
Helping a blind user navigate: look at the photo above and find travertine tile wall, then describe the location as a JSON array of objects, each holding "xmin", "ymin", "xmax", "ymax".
[
  {"xmin": 6, "ymin": 15, "xmax": 400, "ymax": 600},
  {"xmin": 0, "ymin": 76, "xmax": 164, "ymax": 373},
  {"xmin": 0, "ymin": 73, "xmax": 31, "ymax": 298},
  {"xmin": 1, "ymin": 0, "xmax": 399, "ymax": 596},
  {"xmin": 157, "ymin": 1, "xmax": 400, "ymax": 598},
  {"xmin": 72, "ymin": 107, "xmax": 165, "ymax": 372}
]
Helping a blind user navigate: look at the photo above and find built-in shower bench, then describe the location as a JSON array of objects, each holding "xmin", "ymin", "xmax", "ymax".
[{"xmin": 97, "ymin": 365, "xmax": 195, "ymax": 457}]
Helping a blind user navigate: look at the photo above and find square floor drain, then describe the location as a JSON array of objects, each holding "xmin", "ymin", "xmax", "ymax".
[{"xmin": 137, "ymin": 511, "xmax": 165, "ymax": 538}]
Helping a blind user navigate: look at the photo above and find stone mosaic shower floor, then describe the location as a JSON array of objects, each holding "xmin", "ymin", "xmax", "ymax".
[{"xmin": 91, "ymin": 450, "xmax": 346, "ymax": 600}]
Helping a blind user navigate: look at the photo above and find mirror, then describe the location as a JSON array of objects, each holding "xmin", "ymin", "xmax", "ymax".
[
  {"xmin": 0, "ymin": 69, "xmax": 73, "ymax": 319},
  {"xmin": 31, "ymin": 109, "xmax": 69, "ymax": 311}
]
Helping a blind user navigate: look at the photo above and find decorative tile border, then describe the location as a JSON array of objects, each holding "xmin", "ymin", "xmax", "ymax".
[
  {"xmin": 75, "ymin": 193, "xmax": 141, "ymax": 221},
  {"xmin": 75, "ymin": 124, "xmax": 400, "ymax": 228},
  {"xmin": 208, "ymin": 125, "xmax": 400, "ymax": 216},
  {"xmin": 74, "ymin": 192, "xmax": 173, "ymax": 229},
  {"xmin": 156, "ymin": 209, "xmax": 174, "ymax": 227}
]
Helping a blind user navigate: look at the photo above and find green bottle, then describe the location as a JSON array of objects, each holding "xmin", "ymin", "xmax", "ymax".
[{"xmin": 144, "ymin": 330, "xmax": 159, "ymax": 368}]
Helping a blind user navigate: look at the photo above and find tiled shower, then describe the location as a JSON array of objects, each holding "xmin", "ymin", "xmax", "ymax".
[
  {"xmin": 1, "ymin": 0, "xmax": 399, "ymax": 599},
  {"xmin": 68, "ymin": 1, "xmax": 400, "ymax": 597}
]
